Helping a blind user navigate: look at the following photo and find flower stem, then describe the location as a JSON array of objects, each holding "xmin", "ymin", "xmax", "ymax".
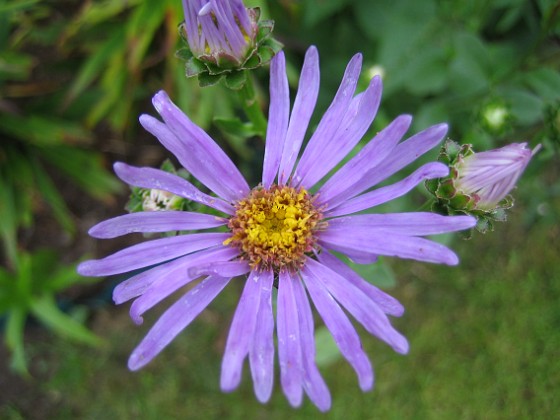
[{"xmin": 238, "ymin": 73, "xmax": 267, "ymax": 138}]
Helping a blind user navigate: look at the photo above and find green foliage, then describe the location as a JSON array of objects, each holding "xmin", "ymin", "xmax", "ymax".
[
  {"xmin": 0, "ymin": 0, "xmax": 121, "ymax": 375},
  {"xmin": 0, "ymin": 250, "xmax": 104, "ymax": 375}
]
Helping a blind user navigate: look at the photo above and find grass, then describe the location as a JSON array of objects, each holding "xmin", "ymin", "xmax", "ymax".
[{"xmin": 4, "ymin": 203, "xmax": 559, "ymax": 419}]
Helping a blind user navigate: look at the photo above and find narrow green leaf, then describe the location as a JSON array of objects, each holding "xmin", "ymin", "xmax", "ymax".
[
  {"xmin": 0, "ymin": 0, "xmax": 39, "ymax": 13},
  {"xmin": 30, "ymin": 295, "xmax": 104, "ymax": 347},
  {"xmin": 63, "ymin": 26, "xmax": 126, "ymax": 106},
  {"xmin": 0, "ymin": 113, "xmax": 92, "ymax": 146},
  {"xmin": 40, "ymin": 146, "xmax": 122, "ymax": 200},
  {"xmin": 5, "ymin": 308, "xmax": 29, "ymax": 376},
  {"xmin": 31, "ymin": 161, "xmax": 75, "ymax": 234},
  {"xmin": 0, "ymin": 174, "xmax": 18, "ymax": 266}
]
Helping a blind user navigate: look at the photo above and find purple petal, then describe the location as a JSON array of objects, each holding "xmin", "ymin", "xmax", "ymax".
[
  {"xmin": 189, "ymin": 260, "xmax": 251, "ymax": 278},
  {"xmin": 262, "ymin": 51, "xmax": 290, "ymax": 188},
  {"xmin": 318, "ymin": 250, "xmax": 404, "ymax": 317},
  {"xmin": 128, "ymin": 274, "xmax": 232, "ymax": 371},
  {"xmin": 128, "ymin": 246, "xmax": 238, "ymax": 324},
  {"xmin": 327, "ymin": 213, "xmax": 477, "ymax": 236},
  {"xmin": 77, "ymin": 232, "xmax": 229, "ymax": 277},
  {"xmin": 277, "ymin": 270, "xmax": 304, "ymax": 407},
  {"xmin": 319, "ymin": 230, "xmax": 460, "ymax": 265},
  {"xmin": 317, "ymin": 115, "xmax": 412, "ymax": 208},
  {"xmin": 297, "ymin": 76, "xmax": 383, "ymax": 189},
  {"xmin": 220, "ymin": 270, "xmax": 261, "ymax": 392},
  {"xmin": 114, "ymin": 162, "xmax": 234, "ymax": 215},
  {"xmin": 145, "ymin": 91, "xmax": 250, "ymax": 201},
  {"xmin": 291, "ymin": 272, "xmax": 332, "ymax": 412},
  {"xmin": 112, "ymin": 246, "xmax": 226, "ymax": 305},
  {"xmin": 293, "ymin": 53, "xmax": 363, "ymax": 187},
  {"xmin": 301, "ymin": 265, "xmax": 374, "ymax": 391},
  {"xmin": 249, "ymin": 269, "xmax": 275, "ymax": 403},
  {"xmin": 305, "ymin": 259, "xmax": 408, "ymax": 354},
  {"xmin": 344, "ymin": 122, "xmax": 448, "ymax": 200},
  {"xmin": 89, "ymin": 211, "xmax": 227, "ymax": 239},
  {"xmin": 278, "ymin": 47, "xmax": 320, "ymax": 185},
  {"xmin": 327, "ymin": 162, "xmax": 449, "ymax": 217}
]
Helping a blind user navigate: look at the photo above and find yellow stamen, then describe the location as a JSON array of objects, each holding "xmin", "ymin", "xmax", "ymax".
[{"xmin": 225, "ymin": 185, "xmax": 324, "ymax": 271}]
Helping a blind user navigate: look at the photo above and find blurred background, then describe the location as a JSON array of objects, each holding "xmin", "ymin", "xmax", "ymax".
[{"xmin": 1, "ymin": 0, "xmax": 559, "ymax": 418}]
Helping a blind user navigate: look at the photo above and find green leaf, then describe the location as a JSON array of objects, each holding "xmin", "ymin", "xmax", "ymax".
[
  {"xmin": 63, "ymin": 26, "xmax": 126, "ymax": 107},
  {"xmin": 214, "ymin": 117, "xmax": 260, "ymax": 138},
  {"xmin": 40, "ymin": 146, "xmax": 122, "ymax": 200},
  {"xmin": 0, "ymin": 50, "xmax": 34, "ymax": 81},
  {"xmin": 503, "ymin": 87, "xmax": 544, "ymax": 125},
  {"xmin": 0, "ymin": 113, "xmax": 92, "ymax": 146},
  {"xmin": 5, "ymin": 308, "xmax": 29, "ymax": 376},
  {"xmin": 449, "ymin": 32, "xmax": 491, "ymax": 95},
  {"xmin": 0, "ymin": 0, "xmax": 39, "ymax": 13},
  {"xmin": 402, "ymin": 47, "xmax": 448, "ymax": 95},
  {"xmin": 31, "ymin": 161, "xmax": 75, "ymax": 235},
  {"xmin": 126, "ymin": 0, "xmax": 168, "ymax": 70},
  {"xmin": 30, "ymin": 295, "xmax": 104, "ymax": 347},
  {"xmin": 0, "ymin": 175, "xmax": 18, "ymax": 266},
  {"xmin": 302, "ymin": 0, "xmax": 350, "ymax": 27},
  {"xmin": 47, "ymin": 261, "xmax": 94, "ymax": 293},
  {"xmin": 524, "ymin": 68, "xmax": 560, "ymax": 102}
]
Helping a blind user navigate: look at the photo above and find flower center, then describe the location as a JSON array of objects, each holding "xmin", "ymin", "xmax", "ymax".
[{"xmin": 225, "ymin": 185, "xmax": 323, "ymax": 271}]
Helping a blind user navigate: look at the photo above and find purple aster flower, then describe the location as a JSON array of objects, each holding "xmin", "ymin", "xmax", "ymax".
[
  {"xmin": 182, "ymin": 0, "xmax": 258, "ymax": 65},
  {"xmin": 78, "ymin": 47, "xmax": 476, "ymax": 411},
  {"xmin": 454, "ymin": 142, "xmax": 536, "ymax": 210}
]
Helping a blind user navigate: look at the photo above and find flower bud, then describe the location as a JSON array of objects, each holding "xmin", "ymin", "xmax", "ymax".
[
  {"xmin": 177, "ymin": 0, "xmax": 282, "ymax": 88},
  {"xmin": 426, "ymin": 140, "xmax": 539, "ymax": 233}
]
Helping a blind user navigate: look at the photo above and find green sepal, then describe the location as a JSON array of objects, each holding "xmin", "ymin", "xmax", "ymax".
[
  {"xmin": 435, "ymin": 179, "xmax": 456, "ymax": 199},
  {"xmin": 243, "ymin": 53, "xmax": 261, "ymax": 70},
  {"xmin": 449, "ymin": 193, "xmax": 473, "ymax": 210},
  {"xmin": 175, "ymin": 47, "xmax": 193, "ymax": 62},
  {"xmin": 224, "ymin": 70, "xmax": 248, "ymax": 90},
  {"xmin": 257, "ymin": 19, "xmax": 274, "ymax": 40},
  {"xmin": 198, "ymin": 71, "xmax": 224, "ymax": 87},
  {"xmin": 475, "ymin": 217, "xmax": 493, "ymax": 234},
  {"xmin": 185, "ymin": 57, "xmax": 206, "ymax": 77},
  {"xmin": 257, "ymin": 38, "xmax": 284, "ymax": 63},
  {"xmin": 216, "ymin": 53, "xmax": 241, "ymax": 70}
]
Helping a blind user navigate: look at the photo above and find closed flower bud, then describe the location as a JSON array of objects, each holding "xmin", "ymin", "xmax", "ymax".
[
  {"xmin": 426, "ymin": 140, "xmax": 539, "ymax": 233},
  {"xmin": 178, "ymin": 0, "xmax": 282, "ymax": 88},
  {"xmin": 455, "ymin": 142, "xmax": 534, "ymax": 210}
]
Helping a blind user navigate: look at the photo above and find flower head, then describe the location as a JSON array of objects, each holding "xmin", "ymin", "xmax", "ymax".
[
  {"xmin": 78, "ymin": 47, "xmax": 475, "ymax": 411},
  {"xmin": 426, "ymin": 140, "xmax": 537, "ymax": 233},
  {"xmin": 178, "ymin": 0, "xmax": 282, "ymax": 88}
]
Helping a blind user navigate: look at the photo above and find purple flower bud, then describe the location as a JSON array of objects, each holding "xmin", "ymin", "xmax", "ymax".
[
  {"xmin": 182, "ymin": 0, "xmax": 258, "ymax": 65},
  {"xmin": 455, "ymin": 143, "xmax": 537, "ymax": 210}
]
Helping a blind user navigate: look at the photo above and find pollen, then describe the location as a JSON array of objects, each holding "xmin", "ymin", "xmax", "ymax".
[{"xmin": 225, "ymin": 185, "xmax": 324, "ymax": 271}]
